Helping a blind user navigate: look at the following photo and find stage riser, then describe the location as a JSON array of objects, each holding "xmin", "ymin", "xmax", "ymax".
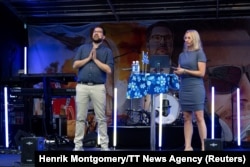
[{"xmin": 108, "ymin": 125, "xmax": 221, "ymax": 150}]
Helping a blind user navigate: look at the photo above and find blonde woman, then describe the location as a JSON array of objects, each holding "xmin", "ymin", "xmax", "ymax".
[{"xmin": 173, "ymin": 30, "xmax": 207, "ymax": 151}]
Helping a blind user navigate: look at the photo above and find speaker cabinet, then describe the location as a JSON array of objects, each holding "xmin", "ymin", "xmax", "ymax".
[
  {"xmin": 21, "ymin": 137, "xmax": 45, "ymax": 164},
  {"xmin": 205, "ymin": 138, "xmax": 223, "ymax": 151}
]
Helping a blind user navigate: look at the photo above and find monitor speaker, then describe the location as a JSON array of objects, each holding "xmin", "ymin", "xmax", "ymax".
[
  {"xmin": 21, "ymin": 137, "xmax": 45, "ymax": 164},
  {"xmin": 205, "ymin": 138, "xmax": 223, "ymax": 151}
]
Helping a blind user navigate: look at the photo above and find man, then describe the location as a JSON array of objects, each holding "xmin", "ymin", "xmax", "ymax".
[
  {"xmin": 146, "ymin": 21, "xmax": 174, "ymax": 56},
  {"xmin": 72, "ymin": 26, "xmax": 114, "ymax": 151}
]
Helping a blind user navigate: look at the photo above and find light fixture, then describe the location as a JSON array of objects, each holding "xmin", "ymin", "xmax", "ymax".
[
  {"xmin": 4, "ymin": 87, "xmax": 9, "ymax": 148},
  {"xmin": 113, "ymin": 88, "xmax": 117, "ymax": 148},
  {"xmin": 211, "ymin": 86, "xmax": 215, "ymax": 139},
  {"xmin": 237, "ymin": 88, "xmax": 241, "ymax": 146},
  {"xmin": 158, "ymin": 93, "xmax": 163, "ymax": 148}
]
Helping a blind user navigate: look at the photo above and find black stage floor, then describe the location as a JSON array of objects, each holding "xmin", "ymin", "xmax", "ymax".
[
  {"xmin": 1, "ymin": 143, "xmax": 250, "ymax": 167},
  {"xmin": 1, "ymin": 124, "xmax": 249, "ymax": 166}
]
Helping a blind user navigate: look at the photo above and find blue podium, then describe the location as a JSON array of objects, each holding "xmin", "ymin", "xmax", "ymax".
[{"xmin": 126, "ymin": 73, "xmax": 179, "ymax": 150}]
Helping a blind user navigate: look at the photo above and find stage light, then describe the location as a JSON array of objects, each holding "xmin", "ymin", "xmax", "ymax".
[
  {"xmin": 24, "ymin": 23, "xmax": 27, "ymax": 74},
  {"xmin": 4, "ymin": 87, "xmax": 9, "ymax": 148},
  {"xmin": 24, "ymin": 46, "xmax": 27, "ymax": 74},
  {"xmin": 113, "ymin": 88, "xmax": 118, "ymax": 148},
  {"xmin": 237, "ymin": 88, "xmax": 241, "ymax": 146},
  {"xmin": 158, "ymin": 93, "xmax": 163, "ymax": 148},
  {"xmin": 211, "ymin": 86, "xmax": 215, "ymax": 139}
]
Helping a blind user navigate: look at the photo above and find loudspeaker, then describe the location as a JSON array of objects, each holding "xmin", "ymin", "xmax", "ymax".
[
  {"xmin": 205, "ymin": 138, "xmax": 223, "ymax": 151},
  {"xmin": 21, "ymin": 137, "xmax": 45, "ymax": 164}
]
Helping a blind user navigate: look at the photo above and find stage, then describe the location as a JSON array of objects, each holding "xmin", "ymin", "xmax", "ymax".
[
  {"xmin": 0, "ymin": 143, "xmax": 250, "ymax": 167},
  {"xmin": 1, "ymin": 124, "xmax": 250, "ymax": 167}
]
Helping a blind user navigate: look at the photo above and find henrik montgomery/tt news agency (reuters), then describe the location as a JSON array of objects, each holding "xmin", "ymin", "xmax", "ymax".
[{"xmin": 36, "ymin": 153, "xmax": 247, "ymax": 165}]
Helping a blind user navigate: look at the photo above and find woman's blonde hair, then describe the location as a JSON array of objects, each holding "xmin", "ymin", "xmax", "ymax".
[{"xmin": 183, "ymin": 29, "xmax": 202, "ymax": 51}]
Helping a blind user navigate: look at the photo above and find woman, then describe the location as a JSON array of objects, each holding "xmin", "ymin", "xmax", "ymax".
[{"xmin": 173, "ymin": 30, "xmax": 207, "ymax": 151}]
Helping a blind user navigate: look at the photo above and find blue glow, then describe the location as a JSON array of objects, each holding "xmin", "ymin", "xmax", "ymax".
[
  {"xmin": 24, "ymin": 47, "xmax": 27, "ymax": 74},
  {"xmin": 4, "ymin": 87, "xmax": 9, "ymax": 148}
]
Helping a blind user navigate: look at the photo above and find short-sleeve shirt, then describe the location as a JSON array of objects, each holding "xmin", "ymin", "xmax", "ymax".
[{"xmin": 73, "ymin": 43, "xmax": 114, "ymax": 84}]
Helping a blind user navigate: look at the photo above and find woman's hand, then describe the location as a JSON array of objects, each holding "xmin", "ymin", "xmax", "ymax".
[{"xmin": 173, "ymin": 67, "xmax": 186, "ymax": 75}]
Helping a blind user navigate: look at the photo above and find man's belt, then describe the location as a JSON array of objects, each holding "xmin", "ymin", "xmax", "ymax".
[{"xmin": 77, "ymin": 82, "xmax": 103, "ymax": 86}]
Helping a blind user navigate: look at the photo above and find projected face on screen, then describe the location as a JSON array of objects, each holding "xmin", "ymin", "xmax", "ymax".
[
  {"xmin": 204, "ymin": 29, "xmax": 250, "ymax": 142},
  {"xmin": 147, "ymin": 24, "xmax": 173, "ymax": 56}
]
